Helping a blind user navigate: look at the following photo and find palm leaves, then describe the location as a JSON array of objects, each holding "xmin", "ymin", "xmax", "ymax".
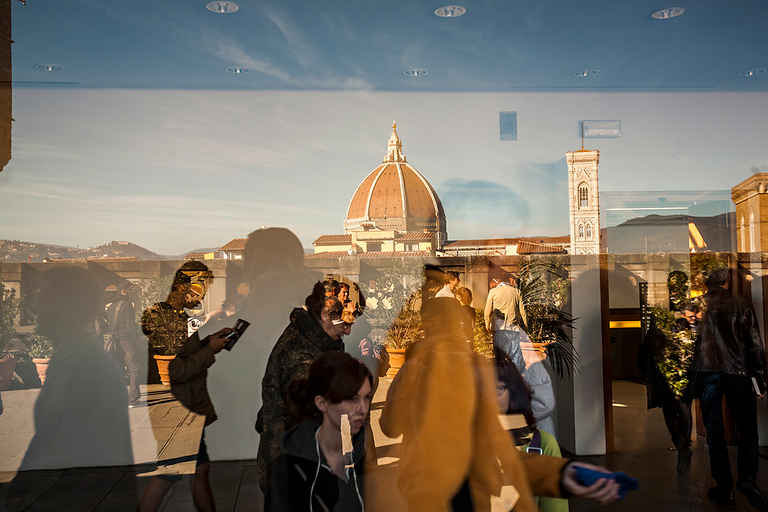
[{"xmin": 518, "ymin": 259, "xmax": 580, "ymax": 378}]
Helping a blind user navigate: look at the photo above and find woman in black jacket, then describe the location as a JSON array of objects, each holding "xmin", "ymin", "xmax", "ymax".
[{"xmin": 270, "ymin": 351, "xmax": 373, "ymax": 512}]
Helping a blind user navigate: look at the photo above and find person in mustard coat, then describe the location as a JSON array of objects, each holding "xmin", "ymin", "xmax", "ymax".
[{"xmin": 380, "ymin": 297, "xmax": 620, "ymax": 512}]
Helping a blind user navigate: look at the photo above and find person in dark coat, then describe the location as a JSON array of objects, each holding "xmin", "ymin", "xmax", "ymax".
[
  {"xmin": 270, "ymin": 352, "xmax": 372, "ymax": 512},
  {"xmin": 636, "ymin": 314, "xmax": 694, "ymax": 474},
  {"xmin": 257, "ymin": 283, "xmax": 353, "ymax": 500},
  {"xmin": 689, "ymin": 268, "xmax": 768, "ymax": 509}
]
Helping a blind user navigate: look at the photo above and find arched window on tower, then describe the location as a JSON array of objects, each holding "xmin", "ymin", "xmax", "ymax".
[
  {"xmin": 750, "ymin": 210, "xmax": 756, "ymax": 252},
  {"xmin": 741, "ymin": 214, "xmax": 746, "ymax": 253},
  {"xmin": 578, "ymin": 224, "xmax": 584, "ymax": 239},
  {"xmin": 579, "ymin": 185, "xmax": 589, "ymax": 208},
  {"xmin": 586, "ymin": 224, "xmax": 592, "ymax": 239}
]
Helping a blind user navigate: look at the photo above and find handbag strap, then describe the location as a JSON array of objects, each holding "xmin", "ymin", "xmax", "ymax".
[{"xmin": 526, "ymin": 429, "xmax": 542, "ymax": 455}]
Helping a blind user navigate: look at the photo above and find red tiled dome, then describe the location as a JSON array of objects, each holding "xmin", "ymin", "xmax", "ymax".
[{"xmin": 345, "ymin": 124, "xmax": 447, "ymax": 247}]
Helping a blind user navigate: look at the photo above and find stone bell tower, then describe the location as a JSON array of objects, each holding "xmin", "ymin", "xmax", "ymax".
[{"xmin": 567, "ymin": 148, "xmax": 601, "ymax": 255}]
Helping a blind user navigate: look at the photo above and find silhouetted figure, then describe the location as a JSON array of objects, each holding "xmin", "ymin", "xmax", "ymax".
[
  {"xmin": 6, "ymin": 266, "xmax": 136, "ymax": 509},
  {"xmin": 105, "ymin": 281, "xmax": 143, "ymax": 406},
  {"xmin": 689, "ymin": 268, "xmax": 768, "ymax": 509},
  {"xmin": 456, "ymin": 286, "xmax": 476, "ymax": 342},
  {"xmin": 138, "ymin": 261, "xmax": 223, "ymax": 512},
  {"xmin": 637, "ymin": 314, "xmax": 694, "ymax": 474},
  {"xmin": 195, "ymin": 228, "xmax": 320, "ymax": 494}
]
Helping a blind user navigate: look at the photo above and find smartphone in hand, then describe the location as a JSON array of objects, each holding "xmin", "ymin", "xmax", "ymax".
[{"xmin": 224, "ymin": 319, "xmax": 250, "ymax": 351}]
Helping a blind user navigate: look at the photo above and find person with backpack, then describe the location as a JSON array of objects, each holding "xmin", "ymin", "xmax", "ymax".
[{"xmin": 105, "ymin": 281, "xmax": 143, "ymax": 407}]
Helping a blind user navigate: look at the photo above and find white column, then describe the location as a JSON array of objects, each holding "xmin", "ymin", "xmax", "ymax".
[{"xmin": 556, "ymin": 254, "xmax": 608, "ymax": 455}]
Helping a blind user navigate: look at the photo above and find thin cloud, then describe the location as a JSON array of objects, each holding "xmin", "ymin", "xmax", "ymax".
[
  {"xmin": 262, "ymin": 6, "xmax": 317, "ymax": 67},
  {"xmin": 207, "ymin": 37, "xmax": 292, "ymax": 82}
]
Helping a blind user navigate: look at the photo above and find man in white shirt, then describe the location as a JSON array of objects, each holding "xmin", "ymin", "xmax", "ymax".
[{"xmin": 485, "ymin": 277, "xmax": 527, "ymax": 370}]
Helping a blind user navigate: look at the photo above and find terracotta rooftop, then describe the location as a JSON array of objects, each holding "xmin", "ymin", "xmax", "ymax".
[
  {"xmin": 516, "ymin": 241, "xmax": 567, "ymax": 254},
  {"xmin": 398, "ymin": 232, "xmax": 434, "ymax": 241},
  {"xmin": 313, "ymin": 234, "xmax": 353, "ymax": 245},
  {"xmin": 443, "ymin": 236, "xmax": 570, "ymax": 248},
  {"xmin": 184, "ymin": 252, "xmax": 206, "ymax": 260},
  {"xmin": 305, "ymin": 251, "xmax": 430, "ymax": 260},
  {"xmin": 44, "ymin": 256, "xmax": 142, "ymax": 262},
  {"xmin": 220, "ymin": 238, "xmax": 247, "ymax": 251}
]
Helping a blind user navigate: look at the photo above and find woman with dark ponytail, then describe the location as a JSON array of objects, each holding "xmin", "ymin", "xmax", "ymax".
[{"xmin": 270, "ymin": 352, "xmax": 372, "ymax": 512}]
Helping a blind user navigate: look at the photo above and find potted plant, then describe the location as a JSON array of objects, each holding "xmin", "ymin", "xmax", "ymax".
[
  {"xmin": 382, "ymin": 302, "xmax": 422, "ymax": 377},
  {"xmin": 0, "ymin": 276, "xmax": 20, "ymax": 390},
  {"xmin": 517, "ymin": 259, "xmax": 579, "ymax": 378},
  {"xmin": 141, "ymin": 303, "xmax": 189, "ymax": 386},
  {"xmin": 27, "ymin": 333, "xmax": 54, "ymax": 385},
  {"xmin": 363, "ymin": 263, "xmax": 423, "ymax": 378}
]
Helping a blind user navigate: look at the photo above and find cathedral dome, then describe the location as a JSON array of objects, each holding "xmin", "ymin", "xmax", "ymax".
[{"xmin": 345, "ymin": 123, "xmax": 447, "ymax": 247}]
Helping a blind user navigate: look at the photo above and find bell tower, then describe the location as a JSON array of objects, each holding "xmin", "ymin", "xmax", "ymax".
[{"xmin": 567, "ymin": 147, "xmax": 601, "ymax": 255}]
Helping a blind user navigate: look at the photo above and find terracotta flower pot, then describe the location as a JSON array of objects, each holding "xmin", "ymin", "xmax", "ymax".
[
  {"xmin": 32, "ymin": 358, "xmax": 52, "ymax": 386},
  {"xmin": 385, "ymin": 347, "xmax": 406, "ymax": 378},
  {"xmin": 0, "ymin": 355, "xmax": 17, "ymax": 390},
  {"xmin": 154, "ymin": 354, "xmax": 176, "ymax": 386}
]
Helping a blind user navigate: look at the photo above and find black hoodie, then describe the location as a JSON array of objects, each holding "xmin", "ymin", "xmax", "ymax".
[{"xmin": 270, "ymin": 417, "xmax": 366, "ymax": 512}]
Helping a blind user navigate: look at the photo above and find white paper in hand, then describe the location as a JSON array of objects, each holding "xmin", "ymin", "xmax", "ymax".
[{"xmin": 340, "ymin": 413, "xmax": 353, "ymax": 455}]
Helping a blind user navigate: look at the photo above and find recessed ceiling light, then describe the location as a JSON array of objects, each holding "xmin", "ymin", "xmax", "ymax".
[
  {"xmin": 739, "ymin": 68, "xmax": 766, "ymax": 77},
  {"xmin": 651, "ymin": 7, "xmax": 685, "ymax": 20},
  {"xmin": 574, "ymin": 69, "xmax": 599, "ymax": 77},
  {"xmin": 206, "ymin": 1, "xmax": 239, "ymax": 14},
  {"xmin": 403, "ymin": 69, "xmax": 428, "ymax": 77},
  {"xmin": 35, "ymin": 64, "xmax": 63, "ymax": 72},
  {"xmin": 434, "ymin": 5, "xmax": 466, "ymax": 17},
  {"xmin": 225, "ymin": 66, "xmax": 250, "ymax": 74}
]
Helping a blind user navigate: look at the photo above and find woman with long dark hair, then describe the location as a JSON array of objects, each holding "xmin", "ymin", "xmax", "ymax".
[{"xmin": 270, "ymin": 351, "xmax": 373, "ymax": 512}]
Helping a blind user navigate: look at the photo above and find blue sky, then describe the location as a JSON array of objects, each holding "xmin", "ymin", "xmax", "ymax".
[
  {"xmin": 1, "ymin": 88, "xmax": 767, "ymax": 254},
  {"xmin": 4, "ymin": 0, "xmax": 768, "ymax": 254}
]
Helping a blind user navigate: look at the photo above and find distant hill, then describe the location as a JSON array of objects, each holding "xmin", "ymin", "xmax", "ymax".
[
  {"xmin": 163, "ymin": 247, "xmax": 222, "ymax": 260},
  {"xmin": 0, "ymin": 240, "xmax": 166, "ymax": 263},
  {"xmin": 606, "ymin": 212, "xmax": 735, "ymax": 254}
]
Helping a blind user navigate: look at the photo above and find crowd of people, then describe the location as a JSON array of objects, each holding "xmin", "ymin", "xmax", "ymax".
[{"xmin": 4, "ymin": 226, "xmax": 680, "ymax": 512}]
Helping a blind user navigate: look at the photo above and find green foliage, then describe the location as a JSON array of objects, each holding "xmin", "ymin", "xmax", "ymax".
[
  {"xmin": 472, "ymin": 308, "xmax": 493, "ymax": 358},
  {"xmin": 690, "ymin": 254, "xmax": 729, "ymax": 295},
  {"xmin": 141, "ymin": 304, "xmax": 188, "ymax": 355},
  {"xmin": 362, "ymin": 261, "xmax": 423, "ymax": 349},
  {"xmin": 135, "ymin": 274, "xmax": 185, "ymax": 355},
  {"xmin": 667, "ymin": 270, "xmax": 689, "ymax": 311},
  {"xmin": 384, "ymin": 296, "xmax": 423, "ymax": 349},
  {"xmin": 651, "ymin": 306, "xmax": 695, "ymax": 399},
  {"xmin": 136, "ymin": 274, "xmax": 174, "ymax": 323},
  {"xmin": 0, "ymin": 275, "xmax": 20, "ymax": 357},
  {"xmin": 653, "ymin": 307, "xmax": 696, "ymax": 400},
  {"xmin": 651, "ymin": 307, "xmax": 675, "ymax": 331},
  {"xmin": 518, "ymin": 259, "xmax": 579, "ymax": 378},
  {"xmin": 26, "ymin": 333, "xmax": 54, "ymax": 359}
]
